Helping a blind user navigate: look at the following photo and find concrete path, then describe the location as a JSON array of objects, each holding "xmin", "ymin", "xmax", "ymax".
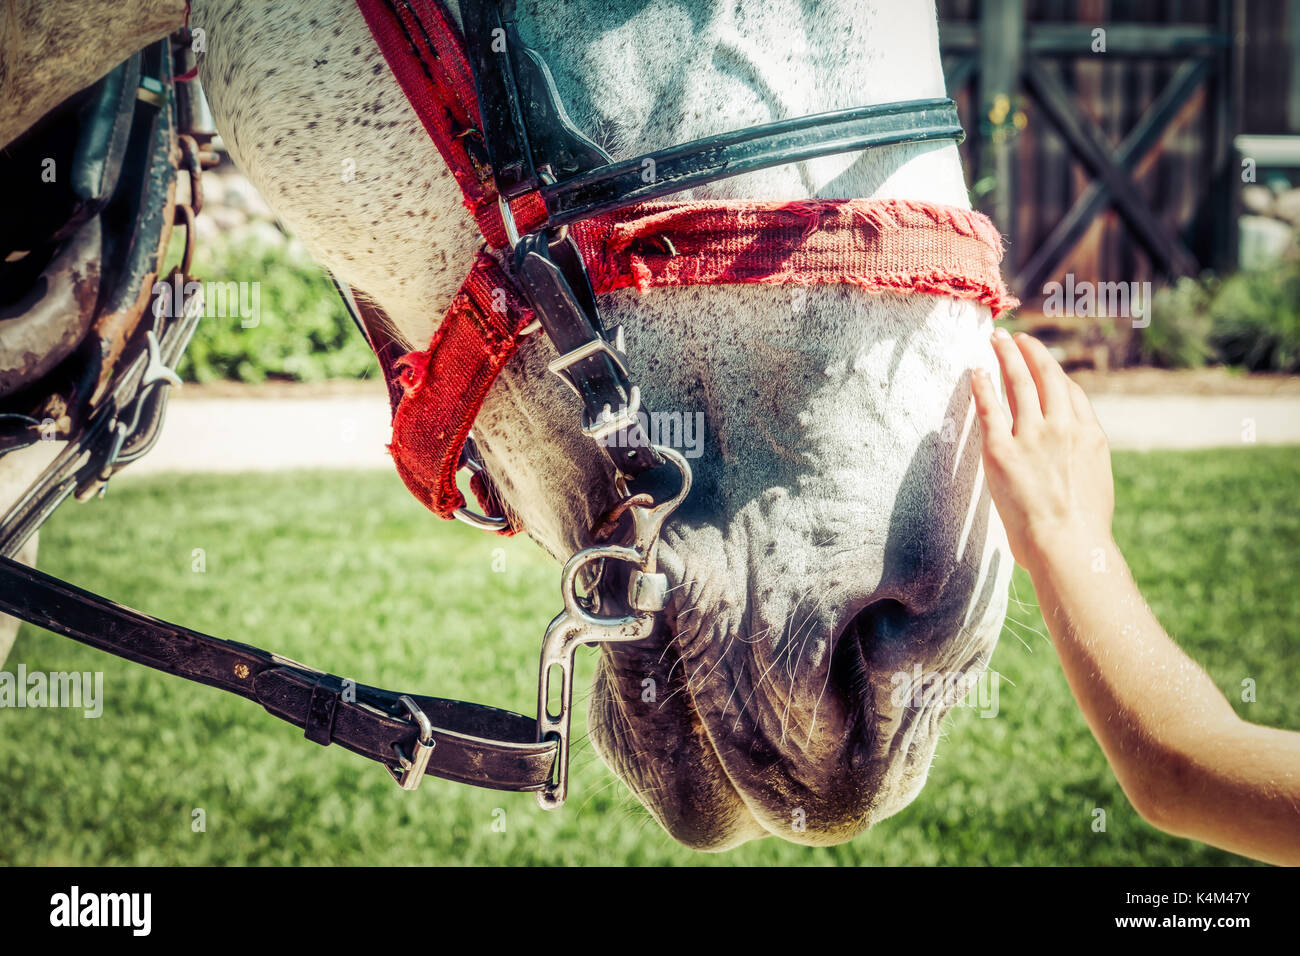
[
  {"xmin": 125, "ymin": 394, "xmax": 394, "ymax": 474},
  {"xmin": 1088, "ymin": 394, "xmax": 1300, "ymax": 450},
  {"xmin": 117, "ymin": 389, "xmax": 1300, "ymax": 476}
]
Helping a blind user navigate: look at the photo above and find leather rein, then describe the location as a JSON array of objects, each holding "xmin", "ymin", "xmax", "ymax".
[{"xmin": 0, "ymin": 0, "xmax": 1013, "ymax": 807}]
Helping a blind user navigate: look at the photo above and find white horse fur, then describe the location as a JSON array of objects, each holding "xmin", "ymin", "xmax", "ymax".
[{"xmin": 2, "ymin": 0, "xmax": 1011, "ymax": 849}]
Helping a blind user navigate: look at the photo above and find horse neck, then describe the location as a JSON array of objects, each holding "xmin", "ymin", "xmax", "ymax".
[{"xmin": 451, "ymin": 0, "xmax": 970, "ymax": 209}]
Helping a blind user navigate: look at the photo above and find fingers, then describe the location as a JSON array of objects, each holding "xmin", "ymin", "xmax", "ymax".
[
  {"xmin": 1066, "ymin": 376, "xmax": 1102, "ymax": 429},
  {"xmin": 991, "ymin": 328, "xmax": 1041, "ymax": 428},
  {"xmin": 1014, "ymin": 333, "xmax": 1072, "ymax": 420},
  {"xmin": 971, "ymin": 367, "xmax": 1011, "ymax": 450}
]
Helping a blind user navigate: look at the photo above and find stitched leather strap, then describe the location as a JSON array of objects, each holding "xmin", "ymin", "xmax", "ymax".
[{"xmin": 0, "ymin": 554, "xmax": 556, "ymax": 792}]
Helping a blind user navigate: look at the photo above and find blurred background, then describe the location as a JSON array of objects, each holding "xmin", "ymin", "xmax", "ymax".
[
  {"xmin": 2, "ymin": 0, "xmax": 1297, "ymax": 865},
  {"xmin": 942, "ymin": 0, "xmax": 1300, "ymax": 375}
]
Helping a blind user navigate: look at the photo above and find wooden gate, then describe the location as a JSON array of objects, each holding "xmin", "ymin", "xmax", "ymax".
[{"xmin": 938, "ymin": 0, "xmax": 1244, "ymax": 322}]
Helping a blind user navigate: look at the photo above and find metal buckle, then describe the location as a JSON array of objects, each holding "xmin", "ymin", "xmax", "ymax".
[
  {"xmin": 544, "ymin": 338, "xmax": 642, "ymax": 439},
  {"xmin": 387, "ymin": 695, "xmax": 436, "ymax": 791},
  {"xmin": 581, "ymin": 386, "xmax": 640, "ymax": 440},
  {"xmin": 546, "ymin": 336, "xmax": 628, "ymax": 379}
]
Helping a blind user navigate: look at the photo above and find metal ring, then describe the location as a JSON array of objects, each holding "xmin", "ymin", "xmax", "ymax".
[
  {"xmin": 452, "ymin": 437, "xmax": 512, "ymax": 531},
  {"xmin": 453, "ymin": 506, "xmax": 510, "ymax": 532}
]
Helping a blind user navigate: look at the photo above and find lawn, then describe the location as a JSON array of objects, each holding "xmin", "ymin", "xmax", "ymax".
[{"xmin": 1, "ymin": 448, "xmax": 1295, "ymax": 865}]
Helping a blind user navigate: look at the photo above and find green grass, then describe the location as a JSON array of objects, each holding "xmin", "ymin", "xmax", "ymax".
[{"xmin": 2, "ymin": 448, "xmax": 1296, "ymax": 865}]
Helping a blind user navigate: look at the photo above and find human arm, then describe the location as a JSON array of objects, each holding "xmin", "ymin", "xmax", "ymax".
[{"xmin": 970, "ymin": 329, "xmax": 1300, "ymax": 866}]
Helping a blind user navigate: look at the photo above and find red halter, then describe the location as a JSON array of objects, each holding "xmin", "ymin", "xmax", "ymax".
[{"xmin": 355, "ymin": 0, "xmax": 1017, "ymax": 533}]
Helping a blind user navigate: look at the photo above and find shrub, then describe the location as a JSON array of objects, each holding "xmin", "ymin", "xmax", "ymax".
[
  {"xmin": 1138, "ymin": 259, "xmax": 1300, "ymax": 372},
  {"xmin": 1141, "ymin": 277, "xmax": 1215, "ymax": 368},
  {"xmin": 1206, "ymin": 267, "xmax": 1300, "ymax": 373},
  {"xmin": 175, "ymin": 227, "xmax": 377, "ymax": 383}
]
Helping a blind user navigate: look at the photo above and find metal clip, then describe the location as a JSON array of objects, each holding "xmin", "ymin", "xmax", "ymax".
[
  {"xmin": 141, "ymin": 328, "xmax": 183, "ymax": 390},
  {"xmin": 536, "ymin": 447, "xmax": 692, "ymax": 810},
  {"xmin": 545, "ymin": 338, "xmax": 642, "ymax": 439},
  {"xmin": 387, "ymin": 695, "xmax": 436, "ymax": 791}
]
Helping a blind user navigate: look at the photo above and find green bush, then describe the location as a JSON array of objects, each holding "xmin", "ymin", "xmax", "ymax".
[
  {"xmin": 175, "ymin": 227, "xmax": 377, "ymax": 383},
  {"xmin": 1207, "ymin": 267, "xmax": 1300, "ymax": 372},
  {"xmin": 1139, "ymin": 260, "xmax": 1300, "ymax": 372},
  {"xmin": 1141, "ymin": 277, "xmax": 1215, "ymax": 368}
]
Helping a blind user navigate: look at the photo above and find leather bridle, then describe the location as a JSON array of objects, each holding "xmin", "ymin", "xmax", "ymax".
[{"xmin": 0, "ymin": 0, "xmax": 1009, "ymax": 808}]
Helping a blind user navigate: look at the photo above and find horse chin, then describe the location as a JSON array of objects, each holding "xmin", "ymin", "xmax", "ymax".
[
  {"xmin": 587, "ymin": 621, "xmax": 769, "ymax": 851},
  {"xmin": 587, "ymin": 611, "xmax": 960, "ymax": 850}
]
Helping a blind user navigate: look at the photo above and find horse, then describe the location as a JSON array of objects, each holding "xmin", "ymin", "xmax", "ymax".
[{"xmin": 0, "ymin": 0, "xmax": 1012, "ymax": 849}]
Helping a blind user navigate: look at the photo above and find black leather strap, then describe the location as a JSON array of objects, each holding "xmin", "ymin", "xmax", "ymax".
[
  {"xmin": 461, "ymin": 0, "xmax": 539, "ymax": 198},
  {"xmin": 514, "ymin": 233, "xmax": 660, "ymax": 479},
  {"xmin": 461, "ymin": 2, "xmax": 963, "ymax": 228},
  {"xmin": 0, "ymin": 555, "xmax": 557, "ymax": 792},
  {"xmin": 540, "ymin": 98, "xmax": 965, "ymax": 227},
  {"xmin": 305, "ymin": 673, "xmax": 345, "ymax": 745}
]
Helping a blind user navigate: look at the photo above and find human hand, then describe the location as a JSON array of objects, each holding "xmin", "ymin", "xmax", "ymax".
[{"xmin": 970, "ymin": 329, "xmax": 1115, "ymax": 573}]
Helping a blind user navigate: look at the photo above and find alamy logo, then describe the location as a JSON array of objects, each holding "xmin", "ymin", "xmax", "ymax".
[
  {"xmin": 0, "ymin": 666, "xmax": 102, "ymax": 717},
  {"xmin": 1041, "ymin": 273, "xmax": 1151, "ymax": 328},
  {"xmin": 597, "ymin": 409, "xmax": 706, "ymax": 458},
  {"xmin": 151, "ymin": 273, "xmax": 262, "ymax": 328},
  {"xmin": 889, "ymin": 665, "xmax": 1002, "ymax": 718},
  {"xmin": 49, "ymin": 886, "xmax": 151, "ymax": 936}
]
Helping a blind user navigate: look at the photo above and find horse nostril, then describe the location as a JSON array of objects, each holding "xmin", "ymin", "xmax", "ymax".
[
  {"xmin": 840, "ymin": 598, "xmax": 910, "ymax": 655},
  {"xmin": 828, "ymin": 598, "xmax": 911, "ymax": 705}
]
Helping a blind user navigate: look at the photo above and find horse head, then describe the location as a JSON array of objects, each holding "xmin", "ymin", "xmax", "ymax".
[{"xmin": 195, "ymin": 0, "xmax": 1012, "ymax": 848}]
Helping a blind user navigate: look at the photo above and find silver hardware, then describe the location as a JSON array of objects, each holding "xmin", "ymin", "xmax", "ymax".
[
  {"xmin": 387, "ymin": 694, "xmax": 436, "ymax": 791},
  {"xmin": 452, "ymin": 435, "xmax": 511, "ymax": 532},
  {"xmin": 453, "ymin": 507, "xmax": 510, "ymax": 532},
  {"xmin": 536, "ymin": 447, "xmax": 692, "ymax": 809},
  {"xmin": 581, "ymin": 386, "xmax": 640, "ymax": 440},
  {"xmin": 546, "ymin": 336, "xmax": 630, "ymax": 379},
  {"xmin": 629, "ymin": 569, "xmax": 669, "ymax": 612},
  {"xmin": 545, "ymin": 338, "xmax": 642, "ymax": 438},
  {"xmin": 141, "ymin": 328, "xmax": 183, "ymax": 390},
  {"xmin": 86, "ymin": 325, "xmax": 188, "ymax": 492},
  {"xmin": 498, "ymin": 195, "xmax": 521, "ymax": 249}
]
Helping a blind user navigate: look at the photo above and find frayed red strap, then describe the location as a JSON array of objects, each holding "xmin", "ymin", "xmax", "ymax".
[
  {"xmin": 387, "ymin": 254, "xmax": 534, "ymax": 528},
  {"xmin": 572, "ymin": 198, "xmax": 1018, "ymax": 318},
  {"xmin": 388, "ymin": 196, "xmax": 1015, "ymax": 530}
]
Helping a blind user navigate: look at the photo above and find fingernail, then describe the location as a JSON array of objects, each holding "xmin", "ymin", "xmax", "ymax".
[{"xmin": 993, "ymin": 327, "xmax": 1011, "ymax": 340}]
